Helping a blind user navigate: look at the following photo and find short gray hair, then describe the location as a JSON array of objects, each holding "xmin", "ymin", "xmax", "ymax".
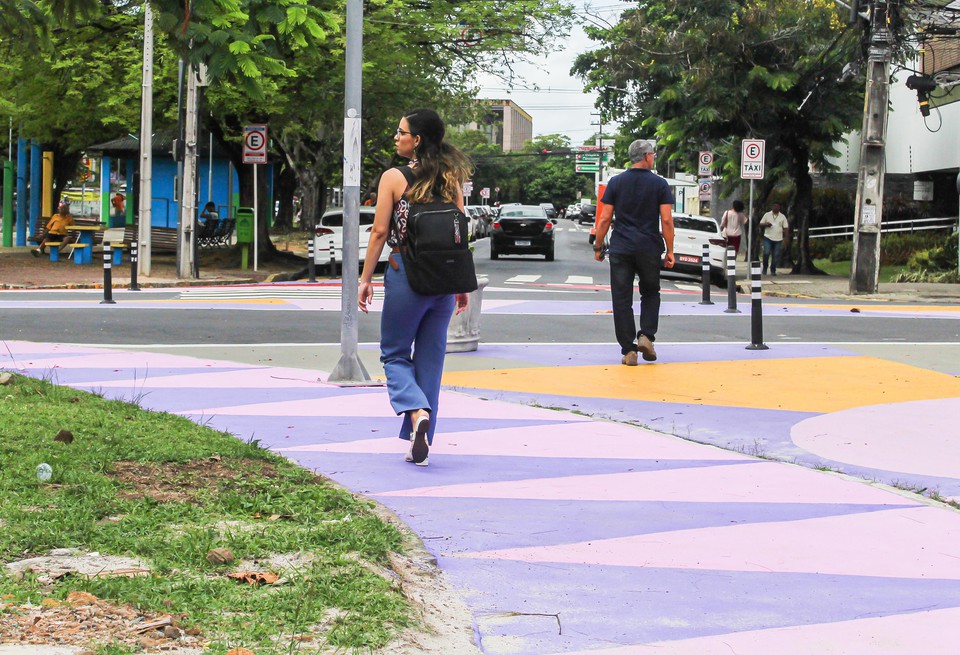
[{"xmin": 628, "ymin": 139, "xmax": 656, "ymax": 163}]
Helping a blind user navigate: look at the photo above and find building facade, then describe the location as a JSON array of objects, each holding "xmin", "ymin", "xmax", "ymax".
[{"xmin": 466, "ymin": 100, "xmax": 534, "ymax": 152}]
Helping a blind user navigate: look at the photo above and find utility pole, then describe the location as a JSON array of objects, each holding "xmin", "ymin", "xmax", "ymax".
[
  {"xmin": 138, "ymin": 2, "xmax": 153, "ymax": 276},
  {"xmin": 178, "ymin": 63, "xmax": 199, "ymax": 278},
  {"xmin": 850, "ymin": 0, "xmax": 895, "ymax": 293}
]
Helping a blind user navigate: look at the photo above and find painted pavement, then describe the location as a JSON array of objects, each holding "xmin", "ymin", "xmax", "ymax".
[{"xmin": 4, "ymin": 338, "xmax": 960, "ymax": 654}]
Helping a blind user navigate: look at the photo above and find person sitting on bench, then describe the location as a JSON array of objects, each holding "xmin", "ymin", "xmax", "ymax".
[{"xmin": 32, "ymin": 204, "xmax": 76, "ymax": 257}]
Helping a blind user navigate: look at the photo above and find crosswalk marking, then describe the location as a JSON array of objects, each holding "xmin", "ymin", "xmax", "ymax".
[
  {"xmin": 506, "ymin": 275, "xmax": 542, "ymax": 284},
  {"xmin": 179, "ymin": 286, "xmax": 352, "ymax": 300},
  {"xmin": 674, "ymin": 283, "xmax": 702, "ymax": 292},
  {"xmin": 564, "ymin": 275, "xmax": 593, "ymax": 284}
]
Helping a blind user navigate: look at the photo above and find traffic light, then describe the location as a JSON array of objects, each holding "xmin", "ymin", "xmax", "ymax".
[{"xmin": 906, "ymin": 75, "xmax": 937, "ymax": 117}]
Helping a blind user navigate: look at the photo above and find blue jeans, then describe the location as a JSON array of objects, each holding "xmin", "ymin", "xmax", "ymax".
[
  {"xmin": 762, "ymin": 238, "xmax": 783, "ymax": 274},
  {"xmin": 380, "ymin": 256, "xmax": 455, "ymax": 445},
  {"xmin": 609, "ymin": 251, "xmax": 661, "ymax": 355}
]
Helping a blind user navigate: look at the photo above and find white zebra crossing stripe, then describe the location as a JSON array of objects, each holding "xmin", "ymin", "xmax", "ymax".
[
  {"xmin": 506, "ymin": 275, "xmax": 542, "ymax": 284},
  {"xmin": 674, "ymin": 283, "xmax": 702, "ymax": 292},
  {"xmin": 564, "ymin": 276, "xmax": 592, "ymax": 284}
]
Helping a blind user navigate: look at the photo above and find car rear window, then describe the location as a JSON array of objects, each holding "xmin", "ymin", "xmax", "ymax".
[
  {"xmin": 500, "ymin": 208, "xmax": 547, "ymax": 218},
  {"xmin": 321, "ymin": 213, "xmax": 375, "ymax": 227},
  {"xmin": 674, "ymin": 216, "xmax": 718, "ymax": 233}
]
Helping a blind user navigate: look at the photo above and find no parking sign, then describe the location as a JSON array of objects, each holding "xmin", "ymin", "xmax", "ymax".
[
  {"xmin": 698, "ymin": 179, "xmax": 712, "ymax": 200},
  {"xmin": 698, "ymin": 151, "xmax": 714, "ymax": 176}
]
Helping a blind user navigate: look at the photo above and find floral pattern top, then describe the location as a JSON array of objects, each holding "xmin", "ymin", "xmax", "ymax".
[{"xmin": 386, "ymin": 165, "xmax": 414, "ymax": 248}]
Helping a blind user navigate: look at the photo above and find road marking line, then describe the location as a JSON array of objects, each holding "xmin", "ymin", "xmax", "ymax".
[{"xmin": 505, "ymin": 275, "xmax": 542, "ymax": 284}]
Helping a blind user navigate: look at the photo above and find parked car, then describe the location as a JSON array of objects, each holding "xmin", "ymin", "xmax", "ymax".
[
  {"xmin": 313, "ymin": 206, "xmax": 388, "ymax": 268},
  {"xmin": 669, "ymin": 213, "xmax": 727, "ymax": 285},
  {"xmin": 577, "ymin": 203, "xmax": 597, "ymax": 225},
  {"xmin": 464, "ymin": 205, "xmax": 485, "ymax": 240},
  {"xmin": 566, "ymin": 203, "xmax": 581, "ymax": 219},
  {"xmin": 490, "ymin": 204, "xmax": 555, "ymax": 261}
]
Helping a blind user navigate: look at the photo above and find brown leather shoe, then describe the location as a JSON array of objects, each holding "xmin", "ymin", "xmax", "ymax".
[
  {"xmin": 621, "ymin": 350, "xmax": 638, "ymax": 366},
  {"xmin": 638, "ymin": 335, "xmax": 657, "ymax": 362}
]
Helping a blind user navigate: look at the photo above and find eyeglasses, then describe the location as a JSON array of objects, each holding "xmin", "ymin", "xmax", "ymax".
[{"xmin": 395, "ymin": 128, "xmax": 415, "ymax": 137}]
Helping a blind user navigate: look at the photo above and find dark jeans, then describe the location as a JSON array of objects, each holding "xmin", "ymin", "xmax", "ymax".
[
  {"xmin": 762, "ymin": 237, "xmax": 782, "ymax": 274},
  {"xmin": 609, "ymin": 251, "xmax": 661, "ymax": 355}
]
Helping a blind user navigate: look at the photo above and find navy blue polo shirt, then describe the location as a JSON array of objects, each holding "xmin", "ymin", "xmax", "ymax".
[{"xmin": 601, "ymin": 168, "xmax": 673, "ymax": 255}]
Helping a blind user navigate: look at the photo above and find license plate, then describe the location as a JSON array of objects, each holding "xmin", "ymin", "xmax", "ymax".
[
  {"xmin": 678, "ymin": 254, "xmax": 699, "ymax": 263},
  {"xmin": 515, "ymin": 240, "xmax": 531, "ymax": 247}
]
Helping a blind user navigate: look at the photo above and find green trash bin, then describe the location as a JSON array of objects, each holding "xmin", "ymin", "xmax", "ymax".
[{"xmin": 235, "ymin": 207, "xmax": 254, "ymax": 244}]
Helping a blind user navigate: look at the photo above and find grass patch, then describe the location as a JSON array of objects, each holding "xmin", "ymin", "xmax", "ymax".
[
  {"xmin": 812, "ymin": 258, "xmax": 909, "ymax": 283},
  {"xmin": 0, "ymin": 374, "xmax": 412, "ymax": 653}
]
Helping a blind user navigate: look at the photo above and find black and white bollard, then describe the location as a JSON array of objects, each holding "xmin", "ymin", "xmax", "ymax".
[
  {"xmin": 724, "ymin": 247, "xmax": 740, "ymax": 313},
  {"xmin": 101, "ymin": 245, "xmax": 116, "ymax": 305},
  {"xmin": 745, "ymin": 261, "xmax": 768, "ymax": 350},
  {"xmin": 699, "ymin": 242, "xmax": 713, "ymax": 305},
  {"xmin": 329, "ymin": 240, "xmax": 337, "ymax": 278},
  {"xmin": 129, "ymin": 240, "xmax": 140, "ymax": 291},
  {"xmin": 307, "ymin": 238, "xmax": 316, "ymax": 283}
]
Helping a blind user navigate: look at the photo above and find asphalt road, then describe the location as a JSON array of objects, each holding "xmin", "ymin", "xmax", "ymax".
[{"xmin": 1, "ymin": 223, "xmax": 957, "ymax": 345}]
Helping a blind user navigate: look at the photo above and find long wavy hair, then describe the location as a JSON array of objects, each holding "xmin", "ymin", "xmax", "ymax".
[{"xmin": 403, "ymin": 108, "xmax": 473, "ymax": 204}]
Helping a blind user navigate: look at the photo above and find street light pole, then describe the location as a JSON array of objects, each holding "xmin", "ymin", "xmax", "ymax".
[
  {"xmin": 138, "ymin": 1, "xmax": 154, "ymax": 277},
  {"xmin": 328, "ymin": 0, "xmax": 372, "ymax": 384}
]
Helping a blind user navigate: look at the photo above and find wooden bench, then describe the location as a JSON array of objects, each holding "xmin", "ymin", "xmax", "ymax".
[{"xmin": 120, "ymin": 226, "xmax": 178, "ymax": 253}]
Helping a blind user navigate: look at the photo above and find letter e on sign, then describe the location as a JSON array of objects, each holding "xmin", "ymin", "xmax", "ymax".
[{"xmin": 243, "ymin": 125, "xmax": 268, "ymax": 165}]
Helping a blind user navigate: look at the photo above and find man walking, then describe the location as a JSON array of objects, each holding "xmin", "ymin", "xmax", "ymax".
[
  {"xmin": 759, "ymin": 202, "xmax": 790, "ymax": 276},
  {"xmin": 593, "ymin": 139, "xmax": 674, "ymax": 365}
]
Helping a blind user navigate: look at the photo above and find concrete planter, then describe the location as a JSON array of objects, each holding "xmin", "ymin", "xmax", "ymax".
[{"xmin": 446, "ymin": 275, "xmax": 489, "ymax": 352}]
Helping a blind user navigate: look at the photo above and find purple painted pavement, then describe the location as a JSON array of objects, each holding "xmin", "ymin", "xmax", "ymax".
[{"xmin": 6, "ymin": 341, "xmax": 960, "ymax": 655}]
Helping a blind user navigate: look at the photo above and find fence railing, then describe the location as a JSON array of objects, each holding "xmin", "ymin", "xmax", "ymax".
[{"xmin": 809, "ymin": 216, "xmax": 957, "ymax": 239}]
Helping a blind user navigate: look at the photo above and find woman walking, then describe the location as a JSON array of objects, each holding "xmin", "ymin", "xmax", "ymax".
[
  {"xmin": 719, "ymin": 200, "xmax": 748, "ymax": 260},
  {"xmin": 358, "ymin": 108, "xmax": 472, "ymax": 467}
]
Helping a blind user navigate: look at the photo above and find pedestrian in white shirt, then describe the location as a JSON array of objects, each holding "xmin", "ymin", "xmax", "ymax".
[{"xmin": 759, "ymin": 202, "xmax": 789, "ymax": 276}]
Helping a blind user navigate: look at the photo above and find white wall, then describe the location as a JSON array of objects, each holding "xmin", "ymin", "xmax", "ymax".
[{"xmin": 831, "ymin": 66, "xmax": 960, "ymax": 175}]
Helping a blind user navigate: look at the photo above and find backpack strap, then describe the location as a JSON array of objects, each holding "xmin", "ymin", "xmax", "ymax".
[{"xmin": 397, "ymin": 165, "xmax": 414, "ymax": 187}]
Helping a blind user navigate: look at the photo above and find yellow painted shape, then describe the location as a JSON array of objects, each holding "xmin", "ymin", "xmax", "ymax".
[{"xmin": 442, "ymin": 356, "xmax": 960, "ymax": 414}]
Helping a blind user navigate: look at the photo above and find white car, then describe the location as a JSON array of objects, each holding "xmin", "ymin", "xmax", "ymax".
[
  {"xmin": 313, "ymin": 206, "xmax": 389, "ymax": 268},
  {"xmin": 464, "ymin": 205, "xmax": 487, "ymax": 240},
  {"xmin": 668, "ymin": 213, "xmax": 728, "ymax": 285}
]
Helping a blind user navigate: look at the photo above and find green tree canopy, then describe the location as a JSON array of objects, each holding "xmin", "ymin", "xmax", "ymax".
[{"xmin": 573, "ymin": 0, "xmax": 865, "ymax": 272}]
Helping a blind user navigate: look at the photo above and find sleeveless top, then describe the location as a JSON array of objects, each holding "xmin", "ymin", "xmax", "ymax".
[{"xmin": 386, "ymin": 165, "xmax": 412, "ymax": 248}]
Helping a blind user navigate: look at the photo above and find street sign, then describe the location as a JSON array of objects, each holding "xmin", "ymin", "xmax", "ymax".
[
  {"xmin": 741, "ymin": 139, "xmax": 765, "ymax": 179},
  {"xmin": 243, "ymin": 125, "xmax": 268, "ymax": 164},
  {"xmin": 698, "ymin": 179, "xmax": 712, "ymax": 200},
  {"xmin": 480, "ymin": 187, "xmax": 490, "ymax": 199},
  {"xmin": 576, "ymin": 163, "xmax": 599, "ymax": 173},
  {"xmin": 463, "ymin": 181, "xmax": 474, "ymax": 196},
  {"xmin": 698, "ymin": 151, "xmax": 714, "ymax": 176}
]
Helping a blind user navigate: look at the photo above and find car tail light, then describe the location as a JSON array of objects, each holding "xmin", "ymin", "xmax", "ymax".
[
  {"xmin": 708, "ymin": 238, "xmax": 726, "ymax": 246},
  {"xmin": 315, "ymin": 227, "xmax": 334, "ymax": 237},
  {"xmin": 493, "ymin": 221, "xmax": 500, "ymax": 230},
  {"xmin": 544, "ymin": 221, "xmax": 553, "ymax": 230}
]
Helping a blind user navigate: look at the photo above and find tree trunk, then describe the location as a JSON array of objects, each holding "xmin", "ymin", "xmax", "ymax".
[
  {"xmin": 788, "ymin": 147, "xmax": 825, "ymax": 275},
  {"xmin": 273, "ymin": 164, "xmax": 297, "ymax": 231}
]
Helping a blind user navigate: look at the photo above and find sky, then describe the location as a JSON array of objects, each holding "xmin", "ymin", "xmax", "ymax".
[{"xmin": 475, "ymin": 1, "xmax": 629, "ymax": 147}]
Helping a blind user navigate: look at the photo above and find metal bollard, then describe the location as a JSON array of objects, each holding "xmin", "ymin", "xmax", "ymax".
[
  {"xmin": 699, "ymin": 242, "xmax": 713, "ymax": 305},
  {"xmin": 129, "ymin": 240, "xmax": 140, "ymax": 291},
  {"xmin": 724, "ymin": 247, "xmax": 740, "ymax": 313},
  {"xmin": 329, "ymin": 240, "xmax": 337, "ymax": 277},
  {"xmin": 307, "ymin": 238, "xmax": 316, "ymax": 283},
  {"xmin": 745, "ymin": 261, "xmax": 768, "ymax": 350},
  {"xmin": 101, "ymin": 245, "xmax": 116, "ymax": 305}
]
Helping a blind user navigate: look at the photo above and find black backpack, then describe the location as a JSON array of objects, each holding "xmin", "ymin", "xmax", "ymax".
[{"xmin": 398, "ymin": 167, "xmax": 478, "ymax": 295}]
